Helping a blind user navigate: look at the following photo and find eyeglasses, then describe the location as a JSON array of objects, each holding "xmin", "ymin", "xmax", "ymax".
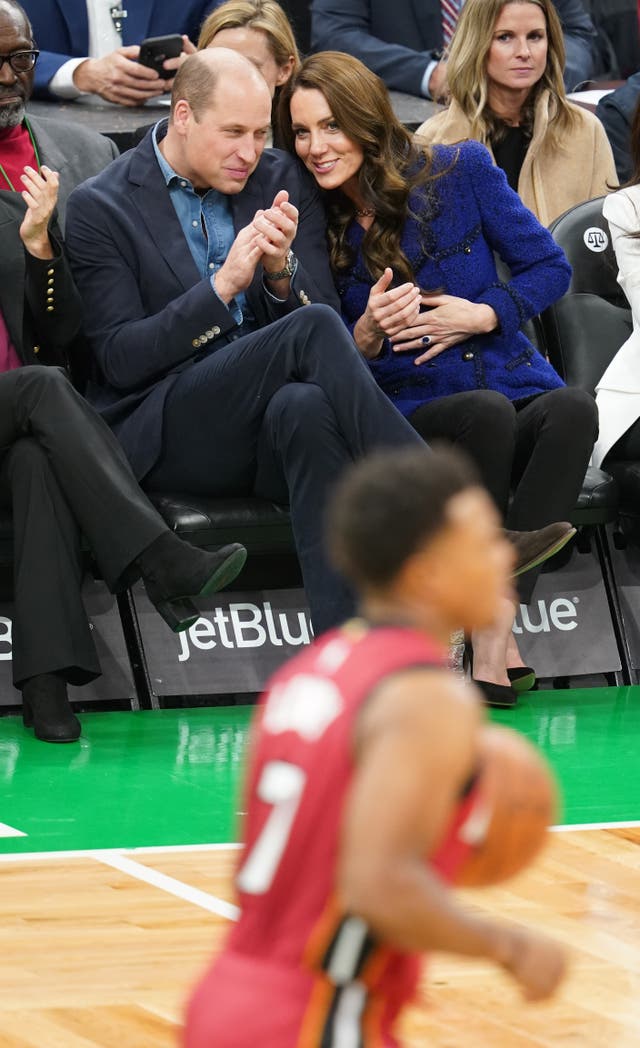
[{"xmin": 0, "ymin": 50, "xmax": 40, "ymax": 74}]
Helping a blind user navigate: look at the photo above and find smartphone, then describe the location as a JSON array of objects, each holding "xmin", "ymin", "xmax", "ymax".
[{"xmin": 138, "ymin": 34, "xmax": 183, "ymax": 79}]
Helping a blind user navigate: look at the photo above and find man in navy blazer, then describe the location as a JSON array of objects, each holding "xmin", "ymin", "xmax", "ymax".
[
  {"xmin": 64, "ymin": 49, "xmax": 422, "ymax": 634},
  {"xmin": 310, "ymin": 0, "xmax": 599, "ymax": 97},
  {"xmin": 25, "ymin": 0, "xmax": 216, "ymax": 104}
]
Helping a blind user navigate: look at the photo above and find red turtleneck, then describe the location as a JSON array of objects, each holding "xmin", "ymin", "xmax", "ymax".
[{"xmin": 0, "ymin": 121, "xmax": 37, "ymax": 192}]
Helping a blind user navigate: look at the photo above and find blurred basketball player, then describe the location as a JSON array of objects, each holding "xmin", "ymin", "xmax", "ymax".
[{"xmin": 184, "ymin": 446, "xmax": 566, "ymax": 1047}]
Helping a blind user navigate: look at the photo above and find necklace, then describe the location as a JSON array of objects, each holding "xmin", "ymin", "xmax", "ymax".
[
  {"xmin": 354, "ymin": 206, "xmax": 376, "ymax": 218},
  {"xmin": 0, "ymin": 118, "xmax": 42, "ymax": 192}
]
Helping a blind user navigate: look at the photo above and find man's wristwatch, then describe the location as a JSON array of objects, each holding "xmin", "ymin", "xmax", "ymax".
[{"xmin": 264, "ymin": 250, "xmax": 297, "ymax": 282}]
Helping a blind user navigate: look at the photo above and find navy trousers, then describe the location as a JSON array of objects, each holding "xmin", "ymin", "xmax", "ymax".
[{"xmin": 145, "ymin": 305, "xmax": 421, "ymax": 632}]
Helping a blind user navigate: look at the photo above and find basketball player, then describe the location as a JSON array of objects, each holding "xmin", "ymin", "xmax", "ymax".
[{"xmin": 184, "ymin": 446, "xmax": 566, "ymax": 1047}]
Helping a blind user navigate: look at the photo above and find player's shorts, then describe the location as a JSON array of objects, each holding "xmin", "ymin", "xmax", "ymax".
[{"xmin": 184, "ymin": 949, "xmax": 402, "ymax": 1047}]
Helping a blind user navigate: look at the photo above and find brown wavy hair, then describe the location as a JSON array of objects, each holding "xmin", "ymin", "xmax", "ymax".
[
  {"xmin": 446, "ymin": 0, "xmax": 577, "ymax": 147},
  {"xmin": 278, "ymin": 51, "xmax": 448, "ymax": 283}
]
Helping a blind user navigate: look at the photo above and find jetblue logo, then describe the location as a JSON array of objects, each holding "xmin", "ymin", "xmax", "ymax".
[
  {"xmin": 512, "ymin": 597, "xmax": 578, "ymax": 635},
  {"xmin": 177, "ymin": 601, "xmax": 313, "ymax": 662},
  {"xmin": 583, "ymin": 227, "xmax": 608, "ymax": 253}
]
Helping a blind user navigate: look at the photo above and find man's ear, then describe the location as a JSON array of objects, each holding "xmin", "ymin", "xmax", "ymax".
[{"xmin": 172, "ymin": 98, "xmax": 192, "ymax": 133}]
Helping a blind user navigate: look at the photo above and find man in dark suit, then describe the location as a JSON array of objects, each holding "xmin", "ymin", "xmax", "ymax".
[
  {"xmin": 0, "ymin": 0, "xmax": 118, "ymax": 227},
  {"xmin": 310, "ymin": 0, "xmax": 600, "ymax": 97},
  {"xmin": 25, "ymin": 0, "xmax": 216, "ymax": 104},
  {"xmin": 65, "ymin": 47, "xmax": 424, "ymax": 635},
  {"xmin": 0, "ymin": 166, "xmax": 247, "ymax": 742}
]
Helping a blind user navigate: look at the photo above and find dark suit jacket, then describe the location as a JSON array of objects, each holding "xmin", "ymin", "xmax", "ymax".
[
  {"xmin": 30, "ymin": 0, "xmax": 218, "ymax": 97},
  {"xmin": 25, "ymin": 114, "xmax": 119, "ymax": 230},
  {"xmin": 0, "ymin": 192, "xmax": 81, "ymax": 367},
  {"xmin": 597, "ymin": 71, "xmax": 640, "ymax": 183},
  {"xmin": 65, "ymin": 128, "xmax": 340, "ymax": 480},
  {"xmin": 310, "ymin": 0, "xmax": 599, "ymax": 94}
]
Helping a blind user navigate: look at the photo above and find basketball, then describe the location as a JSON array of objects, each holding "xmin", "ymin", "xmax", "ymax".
[{"xmin": 453, "ymin": 725, "xmax": 558, "ymax": 888}]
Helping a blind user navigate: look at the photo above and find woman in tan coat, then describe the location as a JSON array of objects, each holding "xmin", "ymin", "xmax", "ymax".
[{"xmin": 416, "ymin": 0, "xmax": 615, "ymax": 226}]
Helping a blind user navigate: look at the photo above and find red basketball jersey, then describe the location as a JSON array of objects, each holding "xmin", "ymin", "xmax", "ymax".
[{"xmin": 185, "ymin": 622, "xmax": 479, "ymax": 1048}]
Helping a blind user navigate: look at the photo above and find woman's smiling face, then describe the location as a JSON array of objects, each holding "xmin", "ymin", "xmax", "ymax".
[{"xmin": 290, "ymin": 87, "xmax": 364, "ymax": 195}]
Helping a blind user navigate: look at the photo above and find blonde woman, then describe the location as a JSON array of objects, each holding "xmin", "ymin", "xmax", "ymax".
[
  {"xmin": 198, "ymin": 0, "xmax": 299, "ymax": 144},
  {"xmin": 416, "ymin": 0, "xmax": 615, "ymax": 225}
]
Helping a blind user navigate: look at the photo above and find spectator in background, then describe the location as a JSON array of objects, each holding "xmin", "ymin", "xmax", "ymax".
[
  {"xmin": 0, "ymin": 0, "xmax": 118, "ymax": 228},
  {"xmin": 0, "ymin": 166, "xmax": 246, "ymax": 743},
  {"xmin": 586, "ymin": 0, "xmax": 640, "ymax": 80},
  {"xmin": 280, "ymin": 51, "xmax": 595, "ymax": 706},
  {"xmin": 197, "ymin": 0, "xmax": 299, "ymax": 145},
  {"xmin": 593, "ymin": 97, "xmax": 640, "ymax": 470},
  {"xmin": 597, "ymin": 74, "xmax": 640, "ymax": 183},
  {"xmin": 416, "ymin": 0, "xmax": 615, "ymax": 225},
  {"xmin": 310, "ymin": 0, "xmax": 599, "ymax": 100},
  {"xmin": 24, "ymin": 0, "xmax": 216, "ymax": 105}
]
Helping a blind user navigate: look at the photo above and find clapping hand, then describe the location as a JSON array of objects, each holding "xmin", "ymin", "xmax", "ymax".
[
  {"xmin": 255, "ymin": 190, "xmax": 299, "ymax": 278},
  {"xmin": 19, "ymin": 165, "xmax": 59, "ymax": 260}
]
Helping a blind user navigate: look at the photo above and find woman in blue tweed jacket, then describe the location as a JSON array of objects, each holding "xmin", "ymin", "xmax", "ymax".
[{"xmin": 280, "ymin": 51, "xmax": 598, "ymax": 707}]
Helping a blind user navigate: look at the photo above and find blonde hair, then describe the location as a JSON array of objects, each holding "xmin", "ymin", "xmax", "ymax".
[
  {"xmin": 446, "ymin": 0, "xmax": 576, "ymax": 146},
  {"xmin": 197, "ymin": 0, "xmax": 300, "ymax": 75}
]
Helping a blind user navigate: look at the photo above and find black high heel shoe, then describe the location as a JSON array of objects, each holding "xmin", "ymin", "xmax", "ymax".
[
  {"xmin": 22, "ymin": 674, "xmax": 81, "ymax": 743},
  {"xmin": 474, "ymin": 679, "xmax": 518, "ymax": 709},
  {"xmin": 138, "ymin": 536, "xmax": 248, "ymax": 633}
]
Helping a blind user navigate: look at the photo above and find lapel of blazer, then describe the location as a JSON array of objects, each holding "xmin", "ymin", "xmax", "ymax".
[
  {"xmin": 26, "ymin": 115, "xmax": 67, "ymax": 177},
  {"xmin": 53, "ymin": 0, "xmax": 89, "ymax": 51},
  {"xmin": 230, "ymin": 168, "xmax": 265, "ymax": 233},
  {"xmin": 0, "ymin": 193, "xmax": 27, "ymax": 355},
  {"xmin": 123, "ymin": 0, "xmax": 156, "ymax": 44},
  {"xmin": 128, "ymin": 129, "xmax": 201, "ymax": 292},
  {"xmin": 24, "ymin": 115, "xmax": 72, "ymax": 228}
]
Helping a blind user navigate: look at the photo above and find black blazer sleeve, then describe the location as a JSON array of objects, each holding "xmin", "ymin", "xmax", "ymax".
[{"xmin": 22, "ymin": 231, "xmax": 83, "ymax": 365}]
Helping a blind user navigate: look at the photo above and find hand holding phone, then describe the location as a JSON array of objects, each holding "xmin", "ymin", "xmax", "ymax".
[{"xmin": 138, "ymin": 34, "xmax": 184, "ymax": 80}]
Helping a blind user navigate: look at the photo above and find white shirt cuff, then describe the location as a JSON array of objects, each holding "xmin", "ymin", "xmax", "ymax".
[
  {"xmin": 421, "ymin": 60, "xmax": 438, "ymax": 99},
  {"xmin": 48, "ymin": 58, "xmax": 90, "ymax": 99}
]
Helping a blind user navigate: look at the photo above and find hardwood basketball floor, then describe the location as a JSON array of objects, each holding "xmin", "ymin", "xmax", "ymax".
[
  {"xmin": 2, "ymin": 829, "xmax": 640, "ymax": 1046},
  {"xmin": 2, "ymin": 692, "xmax": 640, "ymax": 1047}
]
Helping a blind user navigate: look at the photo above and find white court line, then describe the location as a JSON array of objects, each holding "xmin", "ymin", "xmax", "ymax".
[
  {"xmin": 97, "ymin": 852, "xmax": 240, "ymax": 920},
  {"xmin": 0, "ymin": 841, "xmax": 240, "ymax": 863},
  {"xmin": 0, "ymin": 822, "xmax": 26, "ymax": 838},
  {"xmin": 552, "ymin": 820, "xmax": 640, "ymax": 833}
]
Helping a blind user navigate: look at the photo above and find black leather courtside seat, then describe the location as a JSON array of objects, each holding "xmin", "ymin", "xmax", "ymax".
[
  {"xmin": 541, "ymin": 196, "xmax": 634, "ymax": 522},
  {"xmin": 149, "ymin": 494, "xmax": 300, "ymax": 590}
]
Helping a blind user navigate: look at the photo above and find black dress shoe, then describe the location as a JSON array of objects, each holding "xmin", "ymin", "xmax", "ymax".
[
  {"xmin": 138, "ymin": 535, "xmax": 248, "ymax": 633},
  {"xmin": 506, "ymin": 522, "xmax": 576, "ymax": 577},
  {"xmin": 507, "ymin": 666, "xmax": 536, "ymax": 692},
  {"xmin": 21, "ymin": 674, "xmax": 81, "ymax": 743},
  {"xmin": 474, "ymin": 679, "xmax": 518, "ymax": 709}
]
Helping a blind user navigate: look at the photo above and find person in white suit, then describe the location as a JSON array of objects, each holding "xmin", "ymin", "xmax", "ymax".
[{"xmin": 593, "ymin": 98, "xmax": 640, "ymax": 469}]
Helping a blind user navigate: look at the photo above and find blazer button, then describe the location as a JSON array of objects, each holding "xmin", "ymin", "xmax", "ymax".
[
  {"xmin": 46, "ymin": 306, "xmax": 54, "ymax": 312},
  {"xmin": 33, "ymin": 345, "xmax": 40, "ymax": 354},
  {"xmin": 192, "ymin": 337, "xmax": 201, "ymax": 348},
  {"xmin": 463, "ymin": 245, "xmax": 472, "ymax": 254},
  {"xmin": 47, "ymin": 268, "xmax": 54, "ymax": 276},
  {"xmin": 212, "ymin": 325, "xmax": 221, "ymax": 336},
  {"xmin": 462, "ymin": 350, "xmax": 474, "ymax": 361}
]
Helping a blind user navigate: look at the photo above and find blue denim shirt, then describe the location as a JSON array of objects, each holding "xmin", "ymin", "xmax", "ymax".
[{"xmin": 152, "ymin": 121, "xmax": 245, "ymax": 326}]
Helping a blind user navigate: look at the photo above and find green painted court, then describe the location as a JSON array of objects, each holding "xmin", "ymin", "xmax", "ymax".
[{"xmin": 2, "ymin": 686, "xmax": 640, "ymax": 856}]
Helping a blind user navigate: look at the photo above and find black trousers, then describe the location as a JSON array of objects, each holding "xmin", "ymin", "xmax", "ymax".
[
  {"xmin": 410, "ymin": 387, "xmax": 599, "ymax": 601},
  {"xmin": 0, "ymin": 368, "xmax": 166, "ymax": 687},
  {"xmin": 145, "ymin": 305, "xmax": 421, "ymax": 632}
]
